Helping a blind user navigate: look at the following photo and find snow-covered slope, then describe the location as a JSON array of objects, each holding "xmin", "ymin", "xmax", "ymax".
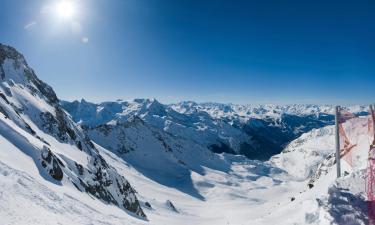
[
  {"xmin": 62, "ymin": 99, "xmax": 367, "ymax": 160},
  {"xmin": 271, "ymin": 116, "xmax": 370, "ymax": 181},
  {"xmin": 266, "ymin": 116, "xmax": 372, "ymax": 224},
  {"xmin": 61, "ymin": 99, "xmax": 371, "ymax": 225},
  {"xmin": 0, "ymin": 44, "xmax": 145, "ymax": 218},
  {"xmin": 61, "ymin": 94, "xmax": 368, "ymax": 169},
  {"xmin": 172, "ymin": 102, "xmax": 367, "ymax": 159},
  {"xmin": 1, "ymin": 43, "xmax": 371, "ymax": 225},
  {"xmin": 94, "ymin": 115, "xmax": 372, "ymax": 225},
  {"xmin": 62, "ymin": 99, "xmax": 253, "ymax": 157}
]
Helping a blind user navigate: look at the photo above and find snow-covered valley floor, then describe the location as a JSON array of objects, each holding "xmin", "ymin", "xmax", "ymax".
[{"xmin": 98, "ymin": 144, "xmax": 338, "ymax": 225}]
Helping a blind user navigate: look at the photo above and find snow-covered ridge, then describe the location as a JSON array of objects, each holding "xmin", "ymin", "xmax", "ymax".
[
  {"xmin": 0, "ymin": 44, "xmax": 146, "ymax": 218},
  {"xmin": 88, "ymin": 113, "xmax": 373, "ymax": 225},
  {"xmin": 63, "ymin": 98, "xmax": 367, "ymax": 126},
  {"xmin": 62, "ymin": 98, "xmax": 367, "ymax": 160},
  {"xmin": 1, "ymin": 43, "xmax": 371, "ymax": 225},
  {"xmin": 171, "ymin": 101, "xmax": 367, "ymax": 119}
]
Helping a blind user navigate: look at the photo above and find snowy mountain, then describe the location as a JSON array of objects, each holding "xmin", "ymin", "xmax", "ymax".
[
  {"xmin": 89, "ymin": 115, "xmax": 371, "ymax": 225},
  {"xmin": 62, "ymin": 99, "xmax": 367, "ymax": 160},
  {"xmin": 267, "ymin": 116, "xmax": 371, "ymax": 224},
  {"xmin": 0, "ymin": 43, "xmax": 371, "ymax": 225},
  {"xmin": 0, "ymin": 44, "xmax": 146, "ymax": 218},
  {"xmin": 85, "ymin": 116, "xmax": 241, "ymax": 202}
]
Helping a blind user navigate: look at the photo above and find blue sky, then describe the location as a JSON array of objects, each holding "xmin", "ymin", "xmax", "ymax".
[{"xmin": 0, "ymin": 0, "xmax": 374, "ymax": 104}]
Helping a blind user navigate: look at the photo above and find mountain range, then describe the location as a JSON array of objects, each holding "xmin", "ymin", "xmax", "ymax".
[
  {"xmin": 62, "ymin": 99, "xmax": 367, "ymax": 160},
  {"xmin": 0, "ymin": 44, "xmax": 370, "ymax": 225}
]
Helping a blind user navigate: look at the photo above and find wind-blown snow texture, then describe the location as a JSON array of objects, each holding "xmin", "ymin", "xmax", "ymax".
[{"xmin": 0, "ymin": 44, "xmax": 371, "ymax": 225}]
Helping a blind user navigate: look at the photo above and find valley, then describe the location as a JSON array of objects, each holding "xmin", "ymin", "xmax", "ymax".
[{"xmin": 0, "ymin": 44, "xmax": 371, "ymax": 225}]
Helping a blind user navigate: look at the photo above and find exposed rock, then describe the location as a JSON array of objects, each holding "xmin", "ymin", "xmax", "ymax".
[
  {"xmin": 116, "ymin": 179, "xmax": 146, "ymax": 218},
  {"xmin": 0, "ymin": 92, "xmax": 9, "ymax": 104},
  {"xmin": 40, "ymin": 108, "xmax": 77, "ymax": 143},
  {"xmin": 166, "ymin": 200, "xmax": 178, "ymax": 213},
  {"xmin": 75, "ymin": 162, "xmax": 84, "ymax": 175},
  {"xmin": 23, "ymin": 67, "xmax": 58, "ymax": 105},
  {"xmin": 0, "ymin": 43, "xmax": 147, "ymax": 219},
  {"xmin": 154, "ymin": 131, "xmax": 173, "ymax": 152},
  {"xmin": 144, "ymin": 202, "xmax": 152, "ymax": 209},
  {"xmin": 0, "ymin": 65, "xmax": 4, "ymax": 79},
  {"xmin": 40, "ymin": 146, "xmax": 64, "ymax": 181},
  {"xmin": 0, "ymin": 44, "xmax": 58, "ymax": 105},
  {"xmin": 308, "ymin": 152, "xmax": 336, "ymax": 187},
  {"xmin": 209, "ymin": 142, "xmax": 236, "ymax": 154},
  {"xmin": 3, "ymin": 85, "xmax": 12, "ymax": 97},
  {"xmin": 0, "ymin": 105, "xmax": 9, "ymax": 118},
  {"xmin": 24, "ymin": 123, "xmax": 36, "ymax": 135},
  {"xmin": 76, "ymin": 141, "xmax": 82, "ymax": 150}
]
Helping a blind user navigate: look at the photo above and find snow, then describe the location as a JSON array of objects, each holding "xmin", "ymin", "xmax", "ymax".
[
  {"xmin": 2, "ymin": 92, "xmax": 370, "ymax": 224},
  {"xmin": 62, "ymin": 98, "xmax": 370, "ymax": 162},
  {"xmin": 0, "ymin": 44, "xmax": 372, "ymax": 225},
  {"xmin": 1, "ymin": 43, "xmax": 146, "ymax": 220},
  {"xmin": 0, "ymin": 161, "xmax": 147, "ymax": 225},
  {"xmin": 92, "ymin": 116, "xmax": 371, "ymax": 225},
  {"xmin": 1, "ymin": 109, "xmax": 371, "ymax": 225}
]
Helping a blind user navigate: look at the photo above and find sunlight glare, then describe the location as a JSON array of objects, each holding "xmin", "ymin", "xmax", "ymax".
[{"xmin": 56, "ymin": 1, "xmax": 75, "ymax": 19}]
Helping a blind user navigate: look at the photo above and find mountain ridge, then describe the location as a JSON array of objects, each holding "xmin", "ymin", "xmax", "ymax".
[
  {"xmin": 0, "ymin": 43, "xmax": 371, "ymax": 225},
  {"xmin": 62, "ymin": 98, "xmax": 368, "ymax": 160},
  {"xmin": 0, "ymin": 43, "xmax": 146, "ymax": 218}
]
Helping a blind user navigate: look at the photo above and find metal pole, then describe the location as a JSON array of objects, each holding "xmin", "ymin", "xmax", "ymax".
[
  {"xmin": 335, "ymin": 106, "xmax": 341, "ymax": 178},
  {"xmin": 371, "ymin": 104, "xmax": 375, "ymax": 143}
]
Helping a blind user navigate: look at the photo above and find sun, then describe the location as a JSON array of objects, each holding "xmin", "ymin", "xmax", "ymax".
[{"xmin": 55, "ymin": 1, "xmax": 76, "ymax": 19}]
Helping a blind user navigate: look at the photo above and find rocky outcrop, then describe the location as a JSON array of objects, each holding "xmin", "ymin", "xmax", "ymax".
[
  {"xmin": 40, "ymin": 146, "xmax": 64, "ymax": 181},
  {"xmin": 0, "ymin": 44, "xmax": 58, "ymax": 105},
  {"xmin": 166, "ymin": 200, "xmax": 178, "ymax": 213},
  {"xmin": 308, "ymin": 152, "xmax": 336, "ymax": 188}
]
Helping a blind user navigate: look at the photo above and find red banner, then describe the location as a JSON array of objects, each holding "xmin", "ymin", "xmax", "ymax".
[{"xmin": 338, "ymin": 109, "xmax": 357, "ymax": 167}]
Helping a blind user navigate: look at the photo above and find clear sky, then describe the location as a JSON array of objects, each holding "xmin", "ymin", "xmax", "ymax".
[{"xmin": 0, "ymin": 0, "xmax": 374, "ymax": 104}]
